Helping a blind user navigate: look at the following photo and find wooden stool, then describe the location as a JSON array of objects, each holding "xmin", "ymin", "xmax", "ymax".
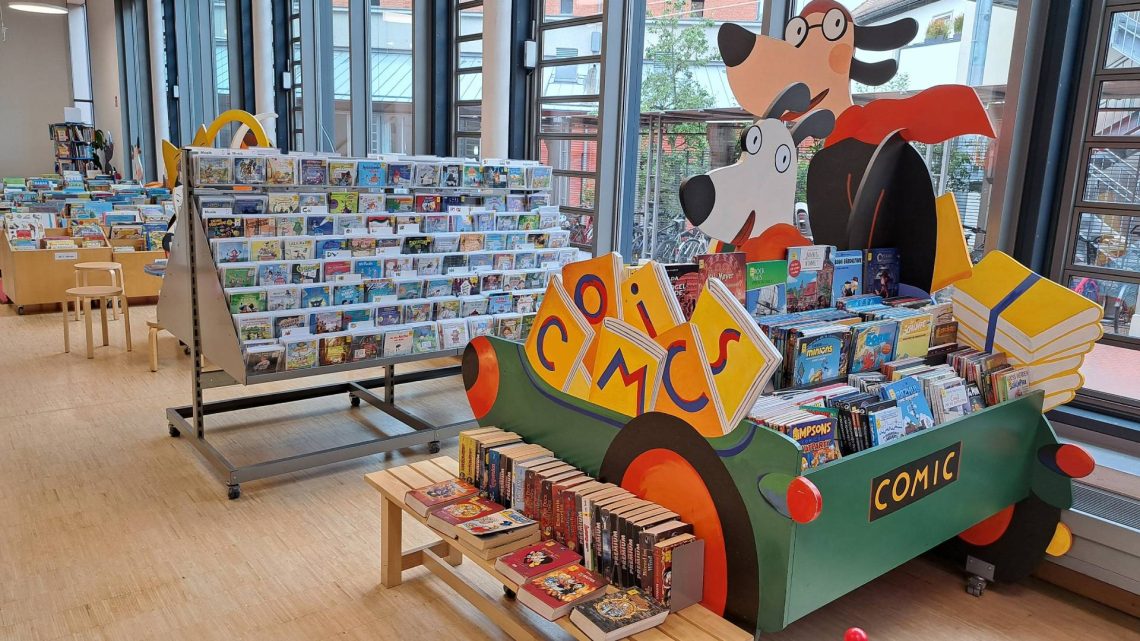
[
  {"xmin": 147, "ymin": 320, "xmax": 162, "ymax": 372},
  {"xmin": 74, "ymin": 262, "xmax": 126, "ymax": 321},
  {"xmin": 63, "ymin": 286, "xmax": 133, "ymax": 359}
]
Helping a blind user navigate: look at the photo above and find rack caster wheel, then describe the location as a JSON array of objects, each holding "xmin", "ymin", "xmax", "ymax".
[
  {"xmin": 168, "ymin": 423, "xmax": 181, "ymax": 438},
  {"xmin": 16, "ymin": 306, "xmax": 24, "ymax": 315},
  {"xmin": 428, "ymin": 440, "xmax": 441, "ymax": 454},
  {"xmin": 966, "ymin": 575, "xmax": 987, "ymax": 597},
  {"xmin": 503, "ymin": 586, "xmax": 516, "ymax": 600},
  {"xmin": 227, "ymin": 485, "xmax": 241, "ymax": 500},
  {"xmin": 349, "ymin": 394, "xmax": 361, "ymax": 408}
]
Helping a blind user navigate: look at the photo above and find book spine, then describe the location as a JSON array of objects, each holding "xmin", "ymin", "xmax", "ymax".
[
  {"xmin": 564, "ymin": 491, "xmax": 578, "ymax": 552},
  {"xmin": 539, "ymin": 479, "xmax": 555, "ymax": 539}
]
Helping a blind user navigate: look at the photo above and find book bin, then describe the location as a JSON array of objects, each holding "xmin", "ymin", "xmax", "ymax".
[{"xmin": 461, "ymin": 336, "xmax": 1091, "ymax": 634}]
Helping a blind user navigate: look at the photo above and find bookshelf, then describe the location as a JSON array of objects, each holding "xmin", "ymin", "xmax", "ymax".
[
  {"xmin": 159, "ymin": 149, "xmax": 572, "ymax": 499},
  {"xmin": 49, "ymin": 123, "xmax": 96, "ymax": 174}
]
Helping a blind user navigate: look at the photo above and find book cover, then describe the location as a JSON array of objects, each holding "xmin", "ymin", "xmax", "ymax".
[
  {"xmin": 356, "ymin": 160, "xmax": 386, "ymax": 187},
  {"xmin": 291, "ymin": 262, "xmax": 320, "ymax": 285},
  {"xmin": 570, "ymin": 588, "xmax": 668, "ymax": 640},
  {"xmin": 243, "ymin": 345, "xmax": 284, "ymax": 375},
  {"xmin": 524, "ymin": 275, "xmax": 596, "ymax": 393},
  {"xmin": 228, "ymin": 290, "xmax": 267, "ymax": 314},
  {"xmin": 222, "ymin": 266, "xmax": 256, "ymax": 289},
  {"xmin": 455, "ymin": 508, "xmax": 535, "ymax": 536},
  {"xmin": 233, "ymin": 156, "xmax": 266, "ymax": 184},
  {"xmin": 284, "ymin": 338, "xmax": 318, "ymax": 370},
  {"xmin": 301, "ymin": 285, "xmax": 331, "ymax": 308},
  {"xmin": 267, "ymin": 286, "xmax": 302, "ymax": 311},
  {"xmin": 588, "ymin": 318, "xmax": 667, "ymax": 417},
  {"xmin": 790, "ymin": 327, "xmax": 850, "ymax": 388},
  {"xmin": 519, "ymin": 564, "xmax": 607, "ymax": 621},
  {"xmin": 665, "ymin": 264, "xmax": 700, "ymax": 320},
  {"xmin": 831, "ymin": 249, "xmax": 864, "ymax": 300},
  {"xmin": 328, "ymin": 191, "xmax": 358, "ymax": 213},
  {"xmin": 744, "ymin": 260, "xmax": 788, "ymax": 319},
  {"xmin": 697, "ymin": 252, "xmax": 747, "ymax": 304},
  {"xmin": 427, "ymin": 496, "xmax": 503, "ymax": 530},
  {"xmin": 265, "ymin": 156, "xmax": 297, "ymax": 185},
  {"xmin": 384, "ymin": 328, "xmax": 413, "ymax": 356},
  {"xmin": 236, "ymin": 315, "xmax": 273, "ymax": 342},
  {"xmin": 496, "ymin": 540, "xmax": 581, "ymax": 584},
  {"xmin": 414, "ymin": 162, "xmax": 440, "ymax": 187},
  {"xmin": 305, "ymin": 215, "xmax": 334, "ymax": 236},
  {"xmin": 349, "ymin": 330, "xmax": 383, "ymax": 361},
  {"xmin": 561, "ymin": 253, "xmax": 624, "ymax": 369},
  {"xmin": 327, "ymin": 160, "xmax": 356, "ymax": 186},
  {"xmin": 318, "ymin": 335, "xmax": 350, "ymax": 366},
  {"xmin": 894, "ymin": 313, "xmax": 933, "ymax": 359},
  {"xmin": 849, "ymin": 320, "xmax": 899, "ymax": 374},
  {"xmin": 283, "ymin": 238, "xmax": 314, "ymax": 260},
  {"xmin": 863, "ymin": 248, "xmax": 900, "ymax": 298},
  {"xmin": 412, "ymin": 324, "xmax": 440, "ymax": 353},
  {"xmin": 786, "ymin": 245, "xmax": 836, "ymax": 312},
  {"xmin": 299, "ymin": 158, "xmax": 328, "ymax": 185},
  {"xmin": 880, "ymin": 378, "xmax": 936, "ymax": 433}
]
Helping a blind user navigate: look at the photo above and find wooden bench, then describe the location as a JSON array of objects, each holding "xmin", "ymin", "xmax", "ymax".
[{"xmin": 365, "ymin": 456, "xmax": 751, "ymax": 641}]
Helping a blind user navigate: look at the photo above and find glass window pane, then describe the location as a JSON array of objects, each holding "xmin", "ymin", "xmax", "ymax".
[
  {"xmin": 1094, "ymin": 80, "xmax": 1140, "ymax": 137},
  {"xmin": 541, "ymin": 22, "xmax": 603, "ymax": 60},
  {"xmin": 459, "ymin": 7, "xmax": 483, "ymax": 36},
  {"xmin": 538, "ymin": 101, "xmax": 599, "ymax": 135},
  {"xmin": 329, "ymin": 3, "xmax": 350, "ymax": 155},
  {"xmin": 458, "ymin": 72, "xmax": 483, "ymax": 101},
  {"xmin": 552, "ymin": 174, "xmax": 595, "ymax": 210},
  {"xmin": 540, "ymin": 62, "xmax": 600, "ymax": 97},
  {"xmin": 1081, "ymin": 343, "xmax": 1140, "ymax": 404},
  {"xmin": 370, "ymin": 2, "xmax": 414, "ymax": 155},
  {"xmin": 539, "ymin": 138, "xmax": 597, "ymax": 174},
  {"xmin": 1106, "ymin": 10, "xmax": 1140, "ymax": 69},
  {"xmin": 459, "ymin": 39, "xmax": 483, "ymax": 69},
  {"xmin": 457, "ymin": 105, "xmax": 482, "ymax": 133},
  {"xmin": 1072, "ymin": 212, "xmax": 1140, "ymax": 271},
  {"xmin": 457, "ymin": 136, "xmax": 481, "ymax": 158},
  {"xmin": 1084, "ymin": 147, "xmax": 1140, "ymax": 204},
  {"xmin": 564, "ymin": 213, "xmax": 595, "ymax": 246},
  {"xmin": 544, "ymin": 0, "xmax": 602, "ymax": 22},
  {"xmin": 1068, "ymin": 275, "xmax": 1138, "ymax": 338}
]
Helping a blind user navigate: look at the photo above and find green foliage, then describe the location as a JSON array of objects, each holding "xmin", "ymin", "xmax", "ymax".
[
  {"xmin": 925, "ymin": 17, "xmax": 952, "ymax": 40},
  {"xmin": 852, "ymin": 72, "xmax": 911, "ymax": 96}
]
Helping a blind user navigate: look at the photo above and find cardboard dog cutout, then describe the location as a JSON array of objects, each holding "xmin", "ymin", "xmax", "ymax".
[
  {"xmin": 719, "ymin": 0, "xmax": 917, "ymax": 119},
  {"xmin": 678, "ymin": 83, "xmax": 834, "ymax": 262}
]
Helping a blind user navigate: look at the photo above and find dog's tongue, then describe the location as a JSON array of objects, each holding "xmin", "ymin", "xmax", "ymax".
[{"xmin": 730, "ymin": 211, "xmax": 756, "ymax": 247}]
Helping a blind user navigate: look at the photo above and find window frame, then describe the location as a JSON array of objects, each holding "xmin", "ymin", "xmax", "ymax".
[{"xmin": 453, "ymin": 0, "xmax": 483, "ymax": 157}]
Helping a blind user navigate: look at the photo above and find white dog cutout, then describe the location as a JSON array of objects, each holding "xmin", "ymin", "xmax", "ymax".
[{"xmin": 679, "ymin": 83, "xmax": 834, "ymax": 249}]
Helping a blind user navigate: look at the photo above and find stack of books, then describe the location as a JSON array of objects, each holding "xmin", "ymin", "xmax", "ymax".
[
  {"xmin": 951, "ymin": 251, "xmax": 1102, "ymax": 410},
  {"xmin": 404, "ymin": 477, "xmax": 539, "ymax": 558}
]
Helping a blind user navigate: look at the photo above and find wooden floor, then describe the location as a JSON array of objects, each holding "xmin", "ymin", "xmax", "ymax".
[{"xmin": 0, "ymin": 302, "xmax": 1137, "ymax": 641}]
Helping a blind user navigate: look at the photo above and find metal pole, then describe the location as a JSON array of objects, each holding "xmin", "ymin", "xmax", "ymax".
[
  {"xmin": 650, "ymin": 116, "xmax": 663, "ymax": 260},
  {"xmin": 251, "ymin": 0, "xmax": 276, "ymax": 142},
  {"xmin": 481, "ymin": 0, "xmax": 511, "ymax": 158},
  {"xmin": 967, "ymin": 0, "xmax": 994, "ymax": 86},
  {"xmin": 640, "ymin": 118, "xmax": 654, "ymax": 260},
  {"xmin": 146, "ymin": 0, "xmax": 170, "ymax": 181}
]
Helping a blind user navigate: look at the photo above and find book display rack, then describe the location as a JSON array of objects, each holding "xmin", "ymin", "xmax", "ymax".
[
  {"xmin": 49, "ymin": 123, "xmax": 96, "ymax": 174},
  {"xmin": 159, "ymin": 149, "xmax": 575, "ymax": 499}
]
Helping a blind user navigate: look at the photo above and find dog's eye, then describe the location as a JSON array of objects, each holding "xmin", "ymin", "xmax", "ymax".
[
  {"xmin": 775, "ymin": 144, "xmax": 792, "ymax": 173},
  {"xmin": 784, "ymin": 17, "xmax": 809, "ymax": 47},
  {"xmin": 742, "ymin": 126, "xmax": 762, "ymax": 155},
  {"xmin": 822, "ymin": 8, "xmax": 847, "ymax": 41}
]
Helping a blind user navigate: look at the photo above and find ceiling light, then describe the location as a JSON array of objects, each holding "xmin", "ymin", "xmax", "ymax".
[{"xmin": 9, "ymin": 2, "xmax": 68, "ymax": 15}]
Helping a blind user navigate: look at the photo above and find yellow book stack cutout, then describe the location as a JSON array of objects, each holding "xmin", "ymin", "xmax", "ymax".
[
  {"xmin": 561, "ymin": 252, "xmax": 624, "ymax": 370},
  {"xmin": 689, "ymin": 278, "xmax": 782, "ymax": 431},
  {"xmin": 588, "ymin": 318, "xmax": 667, "ymax": 418},
  {"xmin": 524, "ymin": 274, "xmax": 595, "ymax": 392},
  {"xmin": 931, "ymin": 192, "xmax": 973, "ymax": 293},
  {"xmin": 621, "ymin": 262, "xmax": 685, "ymax": 340},
  {"xmin": 652, "ymin": 322, "xmax": 728, "ymax": 436}
]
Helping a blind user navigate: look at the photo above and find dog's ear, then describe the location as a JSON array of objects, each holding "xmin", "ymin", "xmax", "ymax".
[
  {"xmin": 853, "ymin": 17, "xmax": 917, "ymax": 51},
  {"xmin": 791, "ymin": 109, "xmax": 835, "ymax": 145},
  {"xmin": 850, "ymin": 58, "xmax": 899, "ymax": 86},
  {"xmin": 763, "ymin": 83, "xmax": 812, "ymax": 120}
]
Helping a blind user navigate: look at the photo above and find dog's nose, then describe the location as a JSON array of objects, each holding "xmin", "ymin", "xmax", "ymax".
[
  {"xmin": 679, "ymin": 174, "xmax": 715, "ymax": 227},
  {"xmin": 718, "ymin": 23, "xmax": 757, "ymax": 68}
]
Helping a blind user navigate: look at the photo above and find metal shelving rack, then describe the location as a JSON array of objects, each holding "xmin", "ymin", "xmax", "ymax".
[{"xmin": 158, "ymin": 153, "xmax": 476, "ymax": 500}]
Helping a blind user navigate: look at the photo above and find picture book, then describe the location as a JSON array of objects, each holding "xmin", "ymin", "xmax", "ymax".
[
  {"xmin": 396, "ymin": 279, "xmax": 423, "ymax": 300},
  {"xmin": 412, "ymin": 324, "xmax": 440, "ymax": 353},
  {"xmin": 496, "ymin": 213, "xmax": 519, "ymax": 231},
  {"xmin": 243, "ymin": 345, "xmax": 284, "ymax": 376},
  {"xmin": 665, "ymin": 264, "xmax": 700, "ymax": 320},
  {"xmin": 458, "ymin": 233, "xmax": 485, "ymax": 253},
  {"xmin": 451, "ymin": 275, "xmax": 480, "ymax": 297},
  {"xmin": 327, "ymin": 160, "xmax": 357, "ymax": 186},
  {"xmin": 276, "ymin": 215, "xmax": 305, "ymax": 236},
  {"xmin": 441, "ymin": 163, "xmax": 462, "ymax": 187},
  {"xmin": 299, "ymin": 157, "xmax": 328, "ymax": 185},
  {"xmin": 267, "ymin": 286, "xmax": 302, "ymax": 311},
  {"xmin": 341, "ymin": 307, "xmax": 372, "ymax": 329},
  {"xmin": 322, "ymin": 260, "xmax": 353, "ymax": 282},
  {"xmin": 507, "ymin": 165, "xmax": 528, "ymax": 189},
  {"xmin": 348, "ymin": 236, "xmax": 377, "ymax": 256},
  {"xmin": 403, "ymin": 235, "xmax": 433, "ymax": 254},
  {"xmin": 570, "ymin": 588, "xmax": 669, "ymax": 641},
  {"xmin": 461, "ymin": 163, "xmax": 484, "ymax": 188},
  {"xmin": 497, "ymin": 314, "xmax": 524, "ymax": 341},
  {"xmin": 460, "ymin": 295, "xmax": 488, "ymax": 317},
  {"xmin": 387, "ymin": 162, "xmax": 413, "ymax": 187},
  {"xmin": 310, "ymin": 311, "xmax": 344, "ymax": 334},
  {"xmin": 620, "ymin": 262, "xmax": 685, "ymax": 340},
  {"xmin": 291, "ymin": 262, "xmax": 320, "ymax": 284},
  {"xmin": 328, "ymin": 191, "xmax": 359, "ymax": 213},
  {"xmin": 744, "ymin": 260, "xmax": 788, "ymax": 319},
  {"xmin": 528, "ymin": 166, "xmax": 553, "ymax": 190},
  {"xmin": 195, "ymin": 155, "xmax": 233, "ymax": 185},
  {"xmin": 561, "ymin": 253, "xmax": 624, "ymax": 369},
  {"xmin": 789, "ymin": 326, "xmax": 850, "ymax": 388},
  {"xmin": 305, "ymin": 215, "xmax": 334, "ymax": 236},
  {"xmin": 383, "ymin": 328, "xmax": 413, "ymax": 356},
  {"xmin": 456, "ymin": 508, "xmax": 535, "ymax": 537},
  {"xmin": 222, "ymin": 266, "xmax": 256, "ymax": 289},
  {"xmin": 879, "ymin": 378, "xmax": 935, "ymax": 433},
  {"xmin": 690, "ymin": 278, "xmax": 782, "ymax": 428},
  {"xmin": 848, "ymin": 320, "xmax": 899, "ymax": 374},
  {"xmin": 863, "ymin": 248, "xmax": 900, "ymax": 298},
  {"xmin": 257, "ymin": 263, "xmax": 290, "ymax": 286},
  {"xmin": 404, "ymin": 478, "xmax": 478, "ymax": 517},
  {"xmin": 234, "ymin": 156, "xmax": 266, "ymax": 185},
  {"xmin": 374, "ymin": 304, "xmax": 402, "ymax": 326},
  {"xmin": 424, "ymin": 277, "xmax": 451, "ymax": 298},
  {"xmin": 697, "ymin": 252, "xmax": 747, "ymax": 304},
  {"xmin": 384, "ymin": 257, "xmax": 414, "ymax": 277},
  {"xmin": 348, "ymin": 330, "xmax": 383, "ymax": 361},
  {"xmin": 298, "ymin": 192, "xmax": 327, "ymax": 210},
  {"xmin": 414, "ymin": 255, "xmax": 442, "ymax": 276},
  {"xmin": 333, "ymin": 283, "xmax": 364, "ymax": 306},
  {"xmin": 236, "ymin": 315, "xmax": 273, "ymax": 342},
  {"xmin": 275, "ymin": 314, "xmax": 308, "ymax": 338},
  {"xmin": 414, "ymin": 162, "xmax": 440, "ymax": 187},
  {"xmin": 284, "ymin": 338, "xmax": 318, "ymax": 370},
  {"xmin": 786, "ymin": 245, "xmax": 836, "ymax": 313},
  {"xmin": 301, "ymin": 285, "xmax": 331, "ymax": 308},
  {"xmin": 356, "ymin": 160, "xmax": 386, "ymax": 187},
  {"xmin": 468, "ymin": 316, "xmax": 496, "ymax": 339},
  {"xmin": 832, "ymin": 249, "xmax": 864, "ymax": 300},
  {"xmin": 425, "ymin": 495, "xmax": 504, "ymax": 536},
  {"xmin": 354, "ymin": 259, "xmax": 383, "ymax": 280},
  {"xmin": 403, "ymin": 301, "xmax": 433, "ymax": 324},
  {"xmin": 206, "ymin": 217, "xmax": 243, "ymax": 239},
  {"xmin": 518, "ymin": 563, "xmax": 607, "ymax": 621},
  {"xmin": 316, "ymin": 238, "xmax": 347, "ymax": 257},
  {"xmin": 438, "ymin": 319, "xmax": 470, "ymax": 349},
  {"xmin": 495, "ymin": 540, "xmax": 581, "ymax": 585},
  {"xmin": 652, "ymin": 322, "xmax": 726, "ymax": 436},
  {"xmin": 359, "ymin": 194, "xmax": 386, "ymax": 215},
  {"xmin": 228, "ymin": 290, "xmax": 267, "ymax": 314},
  {"xmin": 469, "ymin": 252, "xmax": 494, "ymax": 271},
  {"xmin": 265, "ymin": 156, "xmax": 297, "ymax": 185},
  {"xmin": 318, "ymin": 335, "xmax": 350, "ymax": 366},
  {"xmin": 588, "ymin": 318, "xmax": 667, "ymax": 418},
  {"xmin": 894, "ymin": 313, "xmax": 933, "ymax": 359},
  {"xmin": 435, "ymin": 298, "xmax": 461, "ymax": 320}
]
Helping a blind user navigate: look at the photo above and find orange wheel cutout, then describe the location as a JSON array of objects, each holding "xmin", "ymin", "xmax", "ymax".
[
  {"xmin": 621, "ymin": 448, "xmax": 728, "ymax": 616},
  {"xmin": 463, "ymin": 337, "xmax": 500, "ymax": 420},
  {"xmin": 958, "ymin": 505, "xmax": 1014, "ymax": 547}
]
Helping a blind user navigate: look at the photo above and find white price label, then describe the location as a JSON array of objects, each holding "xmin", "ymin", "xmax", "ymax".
[
  {"xmin": 53, "ymin": 252, "xmax": 78, "ymax": 261},
  {"xmin": 397, "ymin": 223, "xmax": 420, "ymax": 234}
]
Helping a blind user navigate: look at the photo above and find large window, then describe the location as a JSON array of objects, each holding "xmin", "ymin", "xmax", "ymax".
[
  {"xmin": 453, "ymin": 1, "xmax": 483, "ymax": 158},
  {"xmin": 1054, "ymin": 1, "xmax": 1140, "ymax": 417},
  {"xmin": 370, "ymin": 0, "xmax": 414, "ymax": 154},
  {"xmin": 534, "ymin": 0, "xmax": 605, "ymax": 250}
]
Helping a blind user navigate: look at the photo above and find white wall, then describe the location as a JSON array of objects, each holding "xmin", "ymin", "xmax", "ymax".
[
  {"xmin": 0, "ymin": 9, "xmax": 73, "ymax": 176},
  {"xmin": 85, "ymin": 0, "xmax": 124, "ymax": 174}
]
